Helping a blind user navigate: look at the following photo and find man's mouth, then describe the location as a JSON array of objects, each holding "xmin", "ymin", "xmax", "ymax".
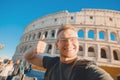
[{"xmin": 64, "ymin": 47, "xmax": 74, "ymax": 51}]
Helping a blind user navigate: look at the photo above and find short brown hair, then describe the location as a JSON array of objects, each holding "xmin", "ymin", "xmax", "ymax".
[{"xmin": 57, "ymin": 24, "xmax": 77, "ymax": 36}]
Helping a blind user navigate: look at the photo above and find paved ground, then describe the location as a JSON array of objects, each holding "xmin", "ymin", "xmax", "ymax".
[{"xmin": 25, "ymin": 70, "xmax": 45, "ymax": 80}]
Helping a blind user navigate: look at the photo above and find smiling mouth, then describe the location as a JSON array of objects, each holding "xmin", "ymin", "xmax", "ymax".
[{"xmin": 64, "ymin": 48, "xmax": 74, "ymax": 51}]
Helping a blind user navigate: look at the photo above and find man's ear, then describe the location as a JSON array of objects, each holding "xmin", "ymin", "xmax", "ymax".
[{"xmin": 55, "ymin": 42, "xmax": 58, "ymax": 49}]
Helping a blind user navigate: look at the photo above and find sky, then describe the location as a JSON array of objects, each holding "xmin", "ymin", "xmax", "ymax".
[{"xmin": 0, "ymin": 0, "xmax": 120, "ymax": 59}]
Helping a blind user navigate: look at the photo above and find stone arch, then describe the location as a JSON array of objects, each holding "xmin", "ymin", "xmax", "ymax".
[
  {"xmin": 78, "ymin": 29, "xmax": 84, "ymax": 39},
  {"xmin": 88, "ymin": 46, "xmax": 95, "ymax": 57},
  {"xmin": 79, "ymin": 45, "xmax": 83, "ymax": 51},
  {"xmin": 88, "ymin": 30, "xmax": 95, "ymax": 39},
  {"xmin": 99, "ymin": 31, "xmax": 105, "ymax": 40},
  {"xmin": 44, "ymin": 31, "xmax": 48, "ymax": 38},
  {"xmin": 19, "ymin": 47, "xmax": 23, "ymax": 53},
  {"xmin": 28, "ymin": 34, "xmax": 31, "ymax": 41},
  {"xmin": 110, "ymin": 32, "xmax": 117, "ymax": 41},
  {"xmin": 25, "ymin": 36, "xmax": 28, "ymax": 41},
  {"xmin": 23, "ymin": 45, "xmax": 28, "ymax": 53},
  {"xmin": 101, "ymin": 48, "xmax": 107, "ymax": 58},
  {"xmin": 78, "ymin": 45, "xmax": 84, "ymax": 56},
  {"xmin": 37, "ymin": 32, "xmax": 41, "ymax": 39},
  {"xmin": 113, "ymin": 50, "xmax": 120, "ymax": 60},
  {"xmin": 50, "ymin": 30, "xmax": 56, "ymax": 38},
  {"xmin": 32, "ymin": 33, "xmax": 36, "ymax": 40},
  {"xmin": 47, "ymin": 44, "xmax": 52, "ymax": 54}
]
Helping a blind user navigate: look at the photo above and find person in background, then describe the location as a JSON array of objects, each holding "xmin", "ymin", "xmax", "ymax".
[
  {"xmin": 12, "ymin": 60, "xmax": 21, "ymax": 76},
  {"xmin": 24, "ymin": 24, "xmax": 113, "ymax": 80},
  {"xmin": 25, "ymin": 64, "xmax": 32, "ymax": 73},
  {"xmin": 20, "ymin": 60, "xmax": 26, "ymax": 75},
  {"xmin": 0, "ymin": 60, "xmax": 14, "ymax": 80},
  {"xmin": 0, "ymin": 62, "xmax": 5, "ymax": 73}
]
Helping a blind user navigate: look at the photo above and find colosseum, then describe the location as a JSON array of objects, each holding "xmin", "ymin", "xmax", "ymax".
[{"xmin": 12, "ymin": 8, "xmax": 120, "ymax": 80}]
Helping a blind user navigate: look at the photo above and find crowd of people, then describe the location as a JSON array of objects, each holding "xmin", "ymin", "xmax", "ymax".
[{"xmin": 0, "ymin": 59, "xmax": 32, "ymax": 80}]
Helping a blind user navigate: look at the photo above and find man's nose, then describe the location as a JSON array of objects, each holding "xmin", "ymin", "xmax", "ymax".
[{"xmin": 66, "ymin": 39, "xmax": 72, "ymax": 44}]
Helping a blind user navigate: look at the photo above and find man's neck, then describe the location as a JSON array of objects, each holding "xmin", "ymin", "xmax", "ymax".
[{"xmin": 60, "ymin": 56, "xmax": 78, "ymax": 64}]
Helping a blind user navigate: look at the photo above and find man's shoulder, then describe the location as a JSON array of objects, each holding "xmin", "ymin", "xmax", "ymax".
[
  {"xmin": 76, "ymin": 59, "xmax": 96, "ymax": 66},
  {"xmin": 43, "ymin": 56, "xmax": 60, "ymax": 69},
  {"xmin": 74, "ymin": 59, "xmax": 113, "ymax": 80},
  {"xmin": 43, "ymin": 56, "xmax": 60, "ymax": 61}
]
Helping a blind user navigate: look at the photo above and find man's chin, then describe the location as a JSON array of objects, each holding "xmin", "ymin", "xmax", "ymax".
[{"xmin": 64, "ymin": 53, "xmax": 76, "ymax": 57}]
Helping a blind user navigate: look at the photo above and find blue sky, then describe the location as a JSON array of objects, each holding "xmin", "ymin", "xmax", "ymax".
[{"xmin": 0, "ymin": 0, "xmax": 120, "ymax": 59}]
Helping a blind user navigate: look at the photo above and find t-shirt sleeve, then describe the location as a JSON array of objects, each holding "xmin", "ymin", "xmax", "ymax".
[
  {"xmin": 43, "ymin": 56, "xmax": 59, "ymax": 69},
  {"xmin": 86, "ymin": 65, "xmax": 113, "ymax": 80}
]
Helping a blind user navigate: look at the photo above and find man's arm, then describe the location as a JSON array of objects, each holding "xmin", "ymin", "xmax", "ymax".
[
  {"xmin": 24, "ymin": 35, "xmax": 46, "ymax": 67},
  {"xmin": 86, "ymin": 65, "xmax": 113, "ymax": 80}
]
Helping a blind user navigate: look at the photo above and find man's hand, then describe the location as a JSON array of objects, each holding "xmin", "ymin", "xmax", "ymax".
[
  {"xmin": 24, "ymin": 35, "xmax": 46, "ymax": 67},
  {"xmin": 35, "ymin": 35, "xmax": 47, "ymax": 54}
]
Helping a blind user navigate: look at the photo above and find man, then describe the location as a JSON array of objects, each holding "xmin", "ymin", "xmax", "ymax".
[{"xmin": 24, "ymin": 24, "xmax": 113, "ymax": 80}]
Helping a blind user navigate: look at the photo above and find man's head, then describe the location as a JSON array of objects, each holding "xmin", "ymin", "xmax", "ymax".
[{"xmin": 56, "ymin": 24, "xmax": 79, "ymax": 60}]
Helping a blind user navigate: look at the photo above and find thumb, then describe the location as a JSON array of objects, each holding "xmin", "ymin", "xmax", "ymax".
[{"xmin": 40, "ymin": 35, "xmax": 45, "ymax": 41}]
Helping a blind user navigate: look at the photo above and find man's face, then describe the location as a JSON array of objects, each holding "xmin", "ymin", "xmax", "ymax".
[{"xmin": 56, "ymin": 29, "xmax": 79, "ymax": 58}]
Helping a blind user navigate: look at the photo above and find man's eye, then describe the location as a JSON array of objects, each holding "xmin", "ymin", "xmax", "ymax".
[{"xmin": 62, "ymin": 39, "xmax": 66, "ymax": 41}]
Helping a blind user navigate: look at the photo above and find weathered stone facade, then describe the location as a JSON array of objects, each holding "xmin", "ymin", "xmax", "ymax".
[{"xmin": 13, "ymin": 9, "xmax": 120, "ymax": 68}]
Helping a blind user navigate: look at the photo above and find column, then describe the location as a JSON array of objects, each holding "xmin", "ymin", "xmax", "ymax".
[
  {"xmin": 55, "ymin": 29, "xmax": 58, "ymax": 39},
  {"xmin": 51, "ymin": 43, "xmax": 55, "ymax": 56},
  {"xmin": 95, "ymin": 29, "xmax": 99, "ymax": 41},
  {"xmin": 84, "ymin": 43, "xmax": 88, "ymax": 57},
  {"xmin": 106, "ymin": 29, "xmax": 110, "ymax": 42},
  {"xmin": 96, "ymin": 44, "xmax": 101, "ymax": 61},
  {"xmin": 47, "ymin": 30, "xmax": 51, "ymax": 39},
  {"xmin": 84, "ymin": 28, "xmax": 88, "ymax": 40},
  {"xmin": 116, "ymin": 31, "xmax": 119, "ymax": 43},
  {"xmin": 109, "ymin": 46, "xmax": 114, "ymax": 63},
  {"xmin": 34, "ymin": 32, "xmax": 37, "ymax": 40}
]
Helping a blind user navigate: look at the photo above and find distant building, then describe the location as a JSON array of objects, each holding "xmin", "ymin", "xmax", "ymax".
[{"xmin": 13, "ymin": 8, "xmax": 120, "ymax": 80}]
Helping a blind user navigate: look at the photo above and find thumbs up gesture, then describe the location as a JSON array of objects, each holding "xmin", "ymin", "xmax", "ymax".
[{"xmin": 35, "ymin": 35, "xmax": 47, "ymax": 54}]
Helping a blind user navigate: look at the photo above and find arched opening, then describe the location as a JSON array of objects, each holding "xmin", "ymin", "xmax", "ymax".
[
  {"xmin": 113, "ymin": 50, "xmax": 119, "ymax": 60},
  {"xmin": 44, "ymin": 31, "xmax": 48, "ymax": 38},
  {"xmin": 50, "ymin": 30, "xmax": 55, "ymax": 38},
  {"xmin": 99, "ymin": 31, "xmax": 105, "ymax": 40},
  {"xmin": 88, "ymin": 47, "xmax": 95, "ymax": 57},
  {"xmin": 23, "ymin": 46, "xmax": 28, "ymax": 53},
  {"xmin": 101, "ymin": 48, "xmax": 107, "ymax": 58},
  {"xmin": 110, "ymin": 32, "xmax": 116, "ymax": 41},
  {"xmin": 78, "ymin": 30, "xmax": 84, "ymax": 38},
  {"xmin": 29, "ymin": 34, "xmax": 31, "ymax": 40},
  {"xmin": 78, "ymin": 45, "xmax": 83, "ymax": 56},
  {"xmin": 37, "ymin": 32, "xmax": 41, "ymax": 39},
  {"xmin": 32, "ymin": 34, "xmax": 36, "ymax": 40},
  {"xmin": 25, "ymin": 36, "xmax": 28, "ymax": 41},
  {"xmin": 79, "ymin": 46, "xmax": 83, "ymax": 51},
  {"xmin": 47, "ymin": 44, "xmax": 52, "ymax": 54},
  {"xmin": 88, "ymin": 30, "xmax": 94, "ymax": 39}
]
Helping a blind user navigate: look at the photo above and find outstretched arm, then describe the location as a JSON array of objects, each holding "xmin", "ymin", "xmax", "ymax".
[
  {"xmin": 86, "ymin": 65, "xmax": 113, "ymax": 80},
  {"xmin": 24, "ymin": 35, "xmax": 47, "ymax": 67}
]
